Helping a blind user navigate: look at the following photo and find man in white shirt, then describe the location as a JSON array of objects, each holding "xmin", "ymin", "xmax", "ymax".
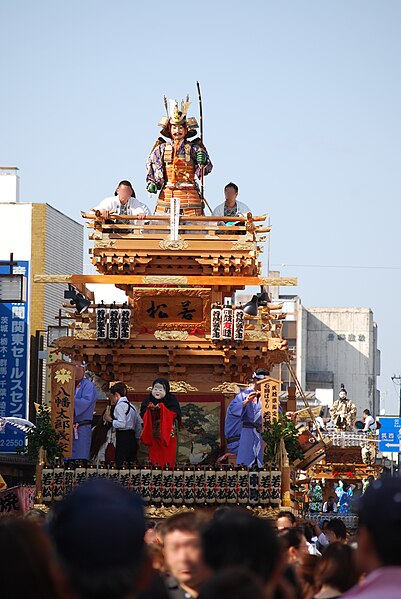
[
  {"xmin": 104, "ymin": 381, "xmax": 142, "ymax": 467},
  {"xmin": 323, "ymin": 495, "xmax": 338, "ymax": 513},
  {"xmin": 212, "ymin": 182, "xmax": 251, "ymax": 224},
  {"xmin": 93, "ymin": 180, "xmax": 151, "ymax": 226},
  {"xmin": 363, "ymin": 409, "xmax": 377, "ymax": 432}
]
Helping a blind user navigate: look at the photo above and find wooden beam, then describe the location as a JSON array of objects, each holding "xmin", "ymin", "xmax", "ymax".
[
  {"xmin": 34, "ymin": 274, "xmax": 298, "ymax": 287},
  {"xmin": 82, "ymin": 212, "xmax": 268, "ymax": 223}
]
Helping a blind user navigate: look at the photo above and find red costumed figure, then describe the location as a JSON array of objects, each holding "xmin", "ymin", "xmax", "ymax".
[{"xmin": 140, "ymin": 378, "xmax": 181, "ymax": 467}]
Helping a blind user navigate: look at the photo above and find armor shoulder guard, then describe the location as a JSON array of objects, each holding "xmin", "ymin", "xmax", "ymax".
[{"xmin": 150, "ymin": 137, "xmax": 166, "ymax": 154}]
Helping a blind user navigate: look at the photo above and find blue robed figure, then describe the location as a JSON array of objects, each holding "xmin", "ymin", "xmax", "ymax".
[
  {"xmin": 71, "ymin": 362, "xmax": 98, "ymax": 460},
  {"xmin": 224, "ymin": 369, "xmax": 269, "ymax": 467}
]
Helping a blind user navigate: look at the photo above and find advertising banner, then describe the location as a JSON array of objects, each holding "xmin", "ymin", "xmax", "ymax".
[{"xmin": 0, "ymin": 261, "xmax": 29, "ymax": 452}]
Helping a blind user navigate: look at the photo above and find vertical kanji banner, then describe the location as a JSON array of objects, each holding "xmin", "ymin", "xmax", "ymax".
[
  {"xmin": 0, "ymin": 261, "xmax": 29, "ymax": 452},
  {"xmin": 50, "ymin": 361, "xmax": 75, "ymax": 458},
  {"xmin": 260, "ymin": 377, "xmax": 280, "ymax": 426}
]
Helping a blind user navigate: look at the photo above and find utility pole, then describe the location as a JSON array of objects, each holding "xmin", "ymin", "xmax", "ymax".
[{"xmin": 391, "ymin": 375, "xmax": 401, "ymax": 475}]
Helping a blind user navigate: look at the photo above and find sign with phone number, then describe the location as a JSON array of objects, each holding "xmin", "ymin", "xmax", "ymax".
[{"xmin": 0, "ymin": 261, "xmax": 29, "ymax": 452}]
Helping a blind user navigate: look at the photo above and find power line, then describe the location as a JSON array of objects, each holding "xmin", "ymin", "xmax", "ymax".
[{"xmin": 271, "ymin": 263, "xmax": 401, "ymax": 270}]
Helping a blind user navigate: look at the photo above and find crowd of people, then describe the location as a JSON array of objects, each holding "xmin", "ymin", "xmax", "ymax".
[{"xmin": 1, "ymin": 476, "xmax": 401, "ymax": 599}]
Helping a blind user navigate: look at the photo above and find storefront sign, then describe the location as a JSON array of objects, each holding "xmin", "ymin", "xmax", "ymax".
[{"xmin": 0, "ymin": 261, "xmax": 29, "ymax": 452}]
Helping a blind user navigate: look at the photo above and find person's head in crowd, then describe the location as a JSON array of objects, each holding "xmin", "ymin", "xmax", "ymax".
[
  {"xmin": 302, "ymin": 521, "xmax": 316, "ymax": 544},
  {"xmin": 315, "ymin": 542, "xmax": 358, "ymax": 595},
  {"xmin": 24, "ymin": 507, "xmax": 48, "ymax": 525},
  {"xmin": 278, "ymin": 527, "xmax": 309, "ymax": 564},
  {"xmin": 355, "ymin": 476, "xmax": 401, "ymax": 574},
  {"xmin": 160, "ymin": 511, "xmax": 211, "ymax": 597},
  {"xmin": 144, "ymin": 520, "xmax": 164, "ymax": 572},
  {"xmin": 320, "ymin": 518, "xmax": 330, "ymax": 533},
  {"xmin": 144, "ymin": 520, "xmax": 159, "ymax": 545},
  {"xmin": 276, "ymin": 510, "xmax": 297, "ymax": 531},
  {"xmin": 146, "ymin": 542, "xmax": 165, "ymax": 573},
  {"xmin": 202, "ymin": 509, "xmax": 284, "ymax": 598},
  {"xmin": 48, "ymin": 478, "xmax": 147, "ymax": 599},
  {"xmin": 327, "ymin": 495, "xmax": 336, "ymax": 507},
  {"xmin": 325, "ymin": 518, "xmax": 347, "ymax": 544},
  {"xmin": 297, "ymin": 554, "xmax": 321, "ymax": 599},
  {"xmin": 198, "ymin": 567, "xmax": 266, "ymax": 599},
  {"xmin": 0, "ymin": 516, "xmax": 63, "ymax": 599}
]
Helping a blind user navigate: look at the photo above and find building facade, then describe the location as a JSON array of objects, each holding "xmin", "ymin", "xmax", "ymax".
[
  {"xmin": 0, "ymin": 201, "xmax": 83, "ymax": 441},
  {"xmin": 298, "ymin": 305, "xmax": 380, "ymax": 418}
]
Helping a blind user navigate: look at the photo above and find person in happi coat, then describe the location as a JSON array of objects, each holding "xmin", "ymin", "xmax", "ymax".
[
  {"xmin": 71, "ymin": 361, "xmax": 97, "ymax": 460},
  {"xmin": 224, "ymin": 368, "xmax": 269, "ymax": 467},
  {"xmin": 92, "ymin": 180, "xmax": 150, "ymax": 223},
  {"xmin": 212, "ymin": 182, "xmax": 251, "ymax": 225},
  {"xmin": 146, "ymin": 96, "xmax": 212, "ymax": 217},
  {"xmin": 140, "ymin": 378, "xmax": 181, "ymax": 467}
]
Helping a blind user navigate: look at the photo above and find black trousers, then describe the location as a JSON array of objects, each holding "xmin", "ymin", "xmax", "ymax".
[{"xmin": 115, "ymin": 430, "xmax": 138, "ymax": 468}]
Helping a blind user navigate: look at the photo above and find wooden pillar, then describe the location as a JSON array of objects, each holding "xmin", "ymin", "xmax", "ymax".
[
  {"xmin": 287, "ymin": 384, "xmax": 296, "ymax": 412},
  {"xmin": 34, "ymin": 447, "xmax": 46, "ymax": 506},
  {"xmin": 281, "ymin": 449, "xmax": 291, "ymax": 507}
]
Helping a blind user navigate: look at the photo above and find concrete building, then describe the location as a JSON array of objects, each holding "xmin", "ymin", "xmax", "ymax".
[
  {"xmin": 298, "ymin": 305, "xmax": 380, "ymax": 418},
  {"xmin": 236, "ymin": 287, "xmax": 381, "ymax": 420},
  {"xmin": 0, "ymin": 195, "xmax": 83, "ymax": 448}
]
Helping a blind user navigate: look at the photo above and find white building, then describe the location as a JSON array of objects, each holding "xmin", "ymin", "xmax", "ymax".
[
  {"xmin": 0, "ymin": 194, "xmax": 83, "ymax": 451},
  {"xmin": 298, "ymin": 305, "xmax": 380, "ymax": 418},
  {"xmin": 239, "ymin": 283, "xmax": 381, "ymax": 419}
]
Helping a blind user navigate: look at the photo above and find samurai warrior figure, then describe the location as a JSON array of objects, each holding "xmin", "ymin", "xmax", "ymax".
[
  {"xmin": 146, "ymin": 96, "xmax": 213, "ymax": 217},
  {"xmin": 329, "ymin": 384, "xmax": 357, "ymax": 432}
]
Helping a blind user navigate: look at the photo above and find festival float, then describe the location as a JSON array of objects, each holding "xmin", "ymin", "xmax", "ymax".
[{"xmin": 32, "ymin": 86, "xmax": 381, "ymax": 519}]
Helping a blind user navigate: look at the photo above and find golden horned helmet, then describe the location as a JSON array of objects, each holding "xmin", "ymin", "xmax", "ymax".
[{"xmin": 158, "ymin": 95, "xmax": 198, "ymax": 139}]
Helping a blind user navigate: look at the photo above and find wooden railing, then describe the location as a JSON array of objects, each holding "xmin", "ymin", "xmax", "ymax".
[{"xmin": 81, "ymin": 211, "xmax": 271, "ymax": 241}]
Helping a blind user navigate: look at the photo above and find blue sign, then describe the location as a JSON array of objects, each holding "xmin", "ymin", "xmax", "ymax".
[
  {"xmin": 378, "ymin": 416, "xmax": 401, "ymax": 453},
  {"xmin": 0, "ymin": 261, "xmax": 29, "ymax": 452}
]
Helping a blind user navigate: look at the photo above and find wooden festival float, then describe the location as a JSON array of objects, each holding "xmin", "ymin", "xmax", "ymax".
[
  {"xmin": 290, "ymin": 389, "xmax": 382, "ymax": 525},
  {"xmin": 34, "ymin": 213, "xmax": 382, "ymax": 518},
  {"xmin": 34, "ymin": 208, "xmax": 306, "ymax": 515},
  {"xmin": 298, "ymin": 428, "xmax": 382, "ymax": 528}
]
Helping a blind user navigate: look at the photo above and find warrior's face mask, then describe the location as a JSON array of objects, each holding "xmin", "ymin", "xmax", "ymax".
[
  {"xmin": 152, "ymin": 383, "xmax": 166, "ymax": 400},
  {"xmin": 170, "ymin": 124, "xmax": 187, "ymax": 140}
]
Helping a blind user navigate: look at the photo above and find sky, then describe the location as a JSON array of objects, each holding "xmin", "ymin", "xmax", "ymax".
[{"xmin": 2, "ymin": 1, "xmax": 400, "ymax": 412}]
